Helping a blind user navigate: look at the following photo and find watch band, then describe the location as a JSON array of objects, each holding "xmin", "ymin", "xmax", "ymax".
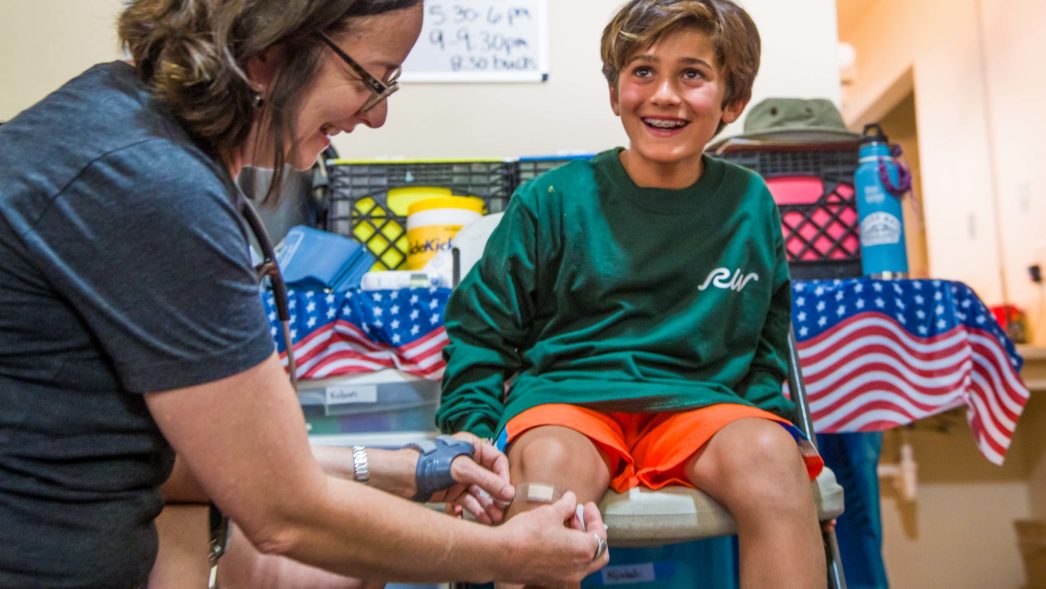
[{"xmin": 351, "ymin": 445, "xmax": 370, "ymax": 484}]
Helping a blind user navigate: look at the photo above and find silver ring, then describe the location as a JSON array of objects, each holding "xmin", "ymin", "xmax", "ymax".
[{"xmin": 592, "ymin": 533, "xmax": 608, "ymax": 560}]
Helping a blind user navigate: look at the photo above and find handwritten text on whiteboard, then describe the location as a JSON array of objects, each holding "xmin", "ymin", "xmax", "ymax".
[{"xmin": 401, "ymin": 0, "xmax": 548, "ymax": 82}]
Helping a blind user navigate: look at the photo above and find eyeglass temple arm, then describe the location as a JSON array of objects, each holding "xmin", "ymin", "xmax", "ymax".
[{"xmin": 240, "ymin": 197, "xmax": 298, "ymax": 390}]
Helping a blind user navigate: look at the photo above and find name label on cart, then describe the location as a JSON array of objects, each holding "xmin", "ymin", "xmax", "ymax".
[
  {"xmin": 601, "ymin": 563, "xmax": 656, "ymax": 584},
  {"xmin": 326, "ymin": 385, "xmax": 378, "ymax": 405}
]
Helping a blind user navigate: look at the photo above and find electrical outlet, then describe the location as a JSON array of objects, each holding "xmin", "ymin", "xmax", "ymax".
[{"xmin": 1029, "ymin": 264, "xmax": 1042, "ymax": 284}]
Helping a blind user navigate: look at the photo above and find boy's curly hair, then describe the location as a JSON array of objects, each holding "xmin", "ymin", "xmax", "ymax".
[{"xmin": 600, "ymin": 0, "xmax": 760, "ymax": 111}]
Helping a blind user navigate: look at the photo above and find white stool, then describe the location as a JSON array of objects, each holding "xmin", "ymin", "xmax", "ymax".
[{"xmin": 601, "ymin": 466, "xmax": 844, "ymax": 546}]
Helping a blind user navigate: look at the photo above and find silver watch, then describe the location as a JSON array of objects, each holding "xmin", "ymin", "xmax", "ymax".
[{"xmin": 351, "ymin": 445, "xmax": 370, "ymax": 484}]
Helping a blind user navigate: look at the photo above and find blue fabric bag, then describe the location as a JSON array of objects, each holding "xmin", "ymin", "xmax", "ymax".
[{"xmin": 275, "ymin": 225, "xmax": 374, "ymax": 291}]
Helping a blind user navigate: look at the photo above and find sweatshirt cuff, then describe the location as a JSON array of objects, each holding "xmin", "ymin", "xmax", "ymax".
[
  {"xmin": 440, "ymin": 416, "xmax": 496, "ymax": 441},
  {"xmin": 465, "ymin": 423, "xmax": 496, "ymax": 441}
]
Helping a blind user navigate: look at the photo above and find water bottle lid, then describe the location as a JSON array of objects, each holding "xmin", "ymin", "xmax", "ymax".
[{"xmin": 861, "ymin": 123, "xmax": 889, "ymax": 144}]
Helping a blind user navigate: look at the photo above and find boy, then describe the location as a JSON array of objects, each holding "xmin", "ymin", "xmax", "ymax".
[{"xmin": 437, "ymin": 1, "xmax": 826, "ymax": 587}]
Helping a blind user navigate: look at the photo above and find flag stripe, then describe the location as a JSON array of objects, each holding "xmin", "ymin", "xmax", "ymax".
[
  {"xmin": 799, "ymin": 314, "xmax": 967, "ymax": 363},
  {"xmin": 808, "ymin": 373, "xmax": 966, "ymax": 420},
  {"xmin": 969, "ymin": 332, "xmax": 1031, "ymax": 411},
  {"xmin": 802, "ymin": 345, "xmax": 971, "ymax": 395},
  {"xmin": 965, "ymin": 390, "xmax": 1008, "ymax": 464}
]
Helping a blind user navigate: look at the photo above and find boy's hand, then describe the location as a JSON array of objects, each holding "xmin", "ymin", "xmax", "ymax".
[{"xmin": 426, "ymin": 432, "xmax": 514, "ymax": 524}]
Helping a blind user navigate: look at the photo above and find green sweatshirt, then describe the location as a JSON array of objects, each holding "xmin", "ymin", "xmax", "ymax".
[{"xmin": 436, "ymin": 149, "xmax": 793, "ymax": 440}]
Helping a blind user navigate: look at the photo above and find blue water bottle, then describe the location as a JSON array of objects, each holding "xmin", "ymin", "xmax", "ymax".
[{"xmin": 855, "ymin": 123, "xmax": 911, "ymax": 278}]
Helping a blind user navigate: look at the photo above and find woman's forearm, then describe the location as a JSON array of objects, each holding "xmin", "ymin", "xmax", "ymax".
[
  {"xmin": 311, "ymin": 445, "xmax": 418, "ymax": 499},
  {"xmin": 268, "ymin": 476, "xmax": 507, "ymax": 583},
  {"xmin": 166, "ymin": 445, "xmax": 421, "ymax": 505}
]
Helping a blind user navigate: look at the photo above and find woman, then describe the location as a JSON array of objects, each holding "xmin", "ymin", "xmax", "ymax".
[{"xmin": 0, "ymin": 1, "xmax": 608, "ymax": 587}]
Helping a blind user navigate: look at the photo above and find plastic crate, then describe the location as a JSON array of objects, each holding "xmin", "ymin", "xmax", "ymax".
[
  {"xmin": 297, "ymin": 376, "xmax": 440, "ymax": 436},
  {"xmin": 516, "ymin": 154, "xmax": 594, "ymax": 184},
  {"xmin": 326, "ymin": 159, "xmax": 516, "ymax": 270},
  {"xmin": 714, "ymin": 145, "xmax": 861, "ymax": 280}
]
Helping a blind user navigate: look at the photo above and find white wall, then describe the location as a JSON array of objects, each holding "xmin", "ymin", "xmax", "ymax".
[
  {"xmin": 0, "ymin": 0, "xmax": 125, "ymax": 119},
  {"xmin": 1, "ymin": 0, "xmax": 843, "ymax": 158},
  {"xmin": 976, "ymin": 0, "xmax": 1046, "ymax": 346},
  {"xmin": 840, "ymin": 0, "xmax": 1046, "ymax": 341},
  {"xmin": 339, "ymin": 0, "xmax": 843, "ymax": 158}
]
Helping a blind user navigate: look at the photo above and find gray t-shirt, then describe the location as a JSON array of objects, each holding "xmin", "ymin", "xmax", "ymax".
[{"xmin": 0, "ymin": 62, "xmax": 274, "ymax": 587}]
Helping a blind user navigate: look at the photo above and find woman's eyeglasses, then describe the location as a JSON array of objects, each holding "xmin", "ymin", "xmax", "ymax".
[{"xmin": 318, "ymin": 32, "xmax": 401, "ymax": 112}]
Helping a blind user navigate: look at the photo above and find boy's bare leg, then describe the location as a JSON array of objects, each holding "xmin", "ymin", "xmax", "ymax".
[
  {"xmin": 499, "ymin": 425, "xmax": 613, "ymax": 589},
  {"xmin": 684, "ymin": 418, "xmax": 826, "ymax": 589}
]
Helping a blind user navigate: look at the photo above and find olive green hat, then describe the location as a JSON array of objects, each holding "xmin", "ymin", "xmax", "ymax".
[{"xmin": 708, "ymin": 97, "xmax": 861, "ymax": 153}]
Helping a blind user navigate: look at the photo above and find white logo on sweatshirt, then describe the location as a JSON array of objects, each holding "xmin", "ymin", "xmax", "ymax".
[{"xmin": 698, "ymin": 267, "xmax": 760, "ymax": 292}]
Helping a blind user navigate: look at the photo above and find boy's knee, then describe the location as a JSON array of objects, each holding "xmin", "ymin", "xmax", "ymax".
[
  {"xmin": 515, "ymin": 433, "xmax": 582, "ymax": 476},
  {"xmin": 509, "ymin": 428, "xmax": 608, "ymax": 488},
  {"xmin": 720, "ymin": 425, "xmax": 811, "ymax": 504},
  {"xmin": 518, "ymin": 433, "xmax": 577, "ymax": 474}
]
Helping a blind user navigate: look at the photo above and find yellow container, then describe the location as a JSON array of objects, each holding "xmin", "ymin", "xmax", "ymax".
[
  {"xmin": 352, "ymin": 187, "xmax": 452, "ymax": 271},
  {"xmin": 406, "ymin": 196, "xmax": 484, "ymax": 270},
  {"xmin": 387, "ymin": 186, "xmax": 452, "ymax": 216}
]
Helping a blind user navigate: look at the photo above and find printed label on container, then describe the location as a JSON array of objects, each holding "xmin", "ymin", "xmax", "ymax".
[
  {"xmin": 325, "ymin": 385, "xmax": 378, "ymax": 406},
  {"xmin": 862, "ymin": 184, "xmax": 886, "ymax": 204},
  {"xmin": 600, "ymin": 563, "xmax": 656, "ymax": 585},
  {"xmin": 859, "ymin": 212, "xmax": 902, "ymax": 247}
]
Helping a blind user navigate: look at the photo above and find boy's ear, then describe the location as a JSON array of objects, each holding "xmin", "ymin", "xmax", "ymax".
[
  {"xmin": 609, "ymin": 83, "xmax": 621, "ymax": 117},
  {"xmin": 721, "ymin": 97, "xmax": 748, "ymax": 125}
]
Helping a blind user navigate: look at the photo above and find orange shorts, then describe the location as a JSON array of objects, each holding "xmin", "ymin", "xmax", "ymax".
[{"xmin": 502, "ymin": 403, "xmax": 823, "ymax": 493}]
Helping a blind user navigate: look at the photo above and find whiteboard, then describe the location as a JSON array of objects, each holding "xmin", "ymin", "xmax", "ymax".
[{"xmin": 400, "ymin": 0, "xmax": 549, "ymax": 83}]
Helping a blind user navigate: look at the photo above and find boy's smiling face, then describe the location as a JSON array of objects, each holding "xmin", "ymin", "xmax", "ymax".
[{"xmin": 610, "ymin": 27, "xmax": 745, "ymax": 188}]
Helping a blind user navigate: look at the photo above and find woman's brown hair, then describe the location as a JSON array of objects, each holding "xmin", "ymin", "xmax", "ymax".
[{"xmin": 118, "ymin": 0, "xmax": 420, "ymax": 203}]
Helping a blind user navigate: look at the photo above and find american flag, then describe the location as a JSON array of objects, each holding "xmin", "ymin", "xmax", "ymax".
[
  {"xmin": 262, "ymin": 287, "xmax": 450, "ymax": 380},
  {"xmin": 792, "ymin": 278, "xmax": 1030, "ymax": 465}
]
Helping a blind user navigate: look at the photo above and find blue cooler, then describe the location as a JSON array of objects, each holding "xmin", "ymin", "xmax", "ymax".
[
  {"xmin": 581, "ymin": 538, "xmax": 739, "ymax": 589},
  {"xmin": 461, "ymin": 538, "xmax": 739, "ymax": 589}
]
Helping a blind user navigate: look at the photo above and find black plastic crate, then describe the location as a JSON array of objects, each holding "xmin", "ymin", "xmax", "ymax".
[
  {"xmin": 516, "ymin": 154, "xmax": 594, "ymax": 185},
  {"xmin": 326, "ymin": 159, "xmax": 516, "ymax": 270},
  {"xmin": 714, "ymin": 145, "xmax": 861, "ymax": 280}
]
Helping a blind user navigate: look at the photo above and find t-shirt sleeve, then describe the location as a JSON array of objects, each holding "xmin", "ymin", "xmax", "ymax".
[{"xmin": 20, "ymin": 140, "xmax": 274, "ymax": 393}]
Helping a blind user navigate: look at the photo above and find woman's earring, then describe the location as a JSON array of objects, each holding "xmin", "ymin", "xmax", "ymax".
[{"xmin": 252, "ymin": 93, "xmax": 264, "ymax": 108}]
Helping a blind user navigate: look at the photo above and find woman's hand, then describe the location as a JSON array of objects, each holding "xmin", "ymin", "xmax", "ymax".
[
  {"xmin": 492, "ymin": 491, "xmax": 610, "ymax": 587},
  {"xmin": 419, "ymin": 432, "xmax": 514, "ymax": 524}
]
